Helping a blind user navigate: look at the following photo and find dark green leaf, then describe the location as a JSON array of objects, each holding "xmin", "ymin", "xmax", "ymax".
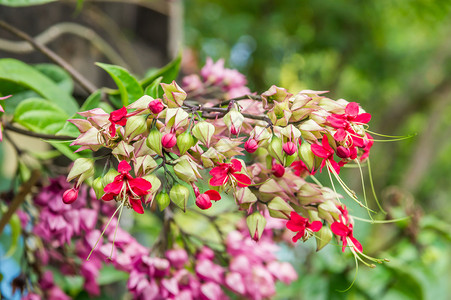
[
  {"xmin": 14, "ymin": 98, "xmax": 68, "ymax": 134},
  {"xmin": 96, "ymin": 62, "xmax": 143, "ymax": 106},
  {"xmin": 140, "ymin": 53, "xmax": 181, "ymax": 88},
  {"xmin": 144, "ymin": 76, "xmax": 163, "ymax": 98},
  {"xmin": 0, "ymin": 0, "xmax": 56, "ymax": 6},
  {"xmin": 0, "ymin": 59, "xmax": 78, "ymax": 115},
  {"xmin": 34, "ymin": 63, "xmax": 74, "ymax": 94}
]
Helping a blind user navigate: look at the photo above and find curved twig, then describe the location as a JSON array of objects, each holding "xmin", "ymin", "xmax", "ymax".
[{"xmin": 4, "ymin": 123, "xmax": 74, "ymax": 141}]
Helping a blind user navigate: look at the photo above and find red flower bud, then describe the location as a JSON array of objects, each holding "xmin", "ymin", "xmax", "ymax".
[
  {"xmin": 62, "ymin": 188, "xmax": 78, "ymax": 204},
  {"xmin": 336, "ymin": 146, "xmax": 350, "ymax": 158},
  {"xmin": 283, "ymin": 141, "xmax": 298, "ymax": 156},
  {"xmin": 196, "ymin": 194, "xmax": 212, "ymax": 210},
  {"xmin": 162, "ymin": 133, "xmax": 177, "ymax": 148},
  {"xmin": 272, "ymin": 163, "xmax": 285, "ymax": 178},
  {"xmin": 244, "ymin": 138, "xmax": 258, "ymax": 153},
  {"xmin": 230, "ymin": 124, "xmax": 239, "ymax": 135},
  {"xmin": 148, "ymin": 99, "xmax": 164, "ymax": 114}
]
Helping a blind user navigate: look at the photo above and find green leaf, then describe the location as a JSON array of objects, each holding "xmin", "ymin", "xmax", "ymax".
[
  {"xmin": 97, "ymin": 265, "xmax": 129, "ymax": 285},
  {"xmin": 140, "ymin": 54, "xmax": 181, "ymax": 88},
  {"xmin": 34, "ymin": 63, "xmax": 74, "ymax": 94},
  {"xmin": 4, "ymin": 213, "xmax": 21, "ymax": 258},
  {"xmin": 144, "ymin": 76, "xmax": 163, "ymax": 98},
  {"xmin": 0, "ymin": 0, "xmax": 56, "ymax": 6},
  {"xmin": 14, "ymin": 98, "xmax": 69, "ymax": 134},
  {"xmin": 0, "ymin": 59, "xmax": 78, "ymax": 115},
  {"xmin": 96, "ymin": 62, "xmax": 143, "ymax": 106}
]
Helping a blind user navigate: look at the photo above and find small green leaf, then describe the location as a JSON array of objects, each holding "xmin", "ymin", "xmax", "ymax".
[
  {"xmin": 0, "ymin": 59, "xmax": 78, "ymax": 115},
  {"xmin": 140, "ymin": 54, "xmax": 181, "ymax": 88},
  {"xmin": 5, "ymin": 213, "xmax": 21, "ymax": 258},
  {"xmin": 34, "ymin": 63, "xmax": 74, "ymax": 94},
  {"xmin": 96, "ymin": 62, "xmax": 143, "ymax": 106},
  {"xmin": 144, "ymin": 76, "xmax": 163, "ymax": 98},
  {"xmin": 14, "ymin": 98, "xmax": 69, "ymax": 134},
  {"xmin": 97, "ymin": 265, "xmax": 129, "ymax": 285},
  {"xmin": 0, "ymin": 0, "xmax": 56, "ymax": 6}
]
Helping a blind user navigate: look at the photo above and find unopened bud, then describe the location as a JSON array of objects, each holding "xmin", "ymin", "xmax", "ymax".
[
  {"xmin": 161, "ymin": 81, "xmax": 187, "ymax": 108},
  {"xmin": 195, "ymin": 194, "xmax": 212, "ymax": 210},
  {"xmin": 246, "ymin": 211, "xmax": 267, "ymax": 242},
  {"xmin": 223, "ymin": 110, "xmax": 244, "ymax": 136},
  {"xmin": 177, "ymin": 131, "xmax": 195, "ymax": 155},
  {"xmin": 156, "ymin": 192, "xmax": 170, "ymax": 211},
  {"xmin": 268, "ymin": 196, "xmax": 293, "ymax": 219},
  {"xmin": 299, "ymin": 141, "xmax": 315, "ymax": 172},
  {"xmin": 92, "ymin": 177, "xmax": 104, "ymax": 200},
  {"xmin": 267, "ymin": 135, "xmax": 284, "ymax": 164},
  {"xmin": 272, "ymin": 163, "xmax": 285, "ymax": 178},
  {"xmin": 316, "ymin": 226, "xmax": 333, "ymax": 251},
  {"xmin": 192, "ymin": 121, "xmax": 215, "ymax": 147},
  {"xmin": 283, "ymin": 141, "xmax": 298, "ymax": 156},
  {"xmin": 67, "ymin": 158, "xmax": 94, "ymax": 187},
  {"xmin": 125, "ymin": 115, "xmax": 147, "ymax": 140},
  {"xmin": 62, "ymin": 188, "xmax": 78, "ymax": 204},
  {"xmin": 244, "ymin": 138, "xmax": 258, "ymax": 153},
  {"xmin": 146, "ymin": 128, "xmax": 163, "ymax": 155},
  {"xmin": 148, "ymin": 99, "xmax": 164, "ymax": 114},
  {"xmin": 170, "ymin": 184, "xmax": 190, "ymax": 212},
  {"xmin": 336, "ymin": 146, "xmax": 350, "ymax": 158},
  {"xmin": 162, "ymin": 133, "xmax": 177, "ymax": 148}
]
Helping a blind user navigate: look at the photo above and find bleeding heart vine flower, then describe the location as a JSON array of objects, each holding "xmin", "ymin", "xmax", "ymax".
[
  {"xmin": 108, "ymin": 106, "xmax": 128, "ymax": 137},
  {"xmin": 311, "ymin": 137, "xmax": 341, "ymax": 174},
  {"xmin": 330, "ymin": 221, "xmax": 363, "ymax": 253},
  {"xmin": 286, "ymin": 211, "xmax": 322, "ymax": 242},
  {"xmin": 209, "ymin": 159, "xmax": 251, "ymax": 188},
  {"xmin": 102, "ymin": 160, "xmax": 152, "ymax": 214}
]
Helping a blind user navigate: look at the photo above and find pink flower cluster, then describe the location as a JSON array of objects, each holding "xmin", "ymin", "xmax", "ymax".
[{"xmin": 182, "ymin": 57, "xmax": 250, "ymax": 98}]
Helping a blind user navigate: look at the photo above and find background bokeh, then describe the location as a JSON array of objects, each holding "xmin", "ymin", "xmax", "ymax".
[{"xmin": 183, "ymin": 0, "xmax": 451, "ymax": 299}]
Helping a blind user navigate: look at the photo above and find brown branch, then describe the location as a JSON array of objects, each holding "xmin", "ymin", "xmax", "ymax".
[
  {"xmin": 0, "ymin": 170, "xmax": 40, "ymax": 235},
  {"xmin": 215, "ymin": 94, "xmax": 262, "ymax": 107},
  {"xmin": 4, "ymin": 123, "xmax": 74, "ymax": 141},
  {"xmin": 0, "ymin": 20, "xmax": 98, "ymax": 95}
]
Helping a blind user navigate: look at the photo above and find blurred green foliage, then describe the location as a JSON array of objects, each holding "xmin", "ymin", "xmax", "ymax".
[{"xmin": 185, "ymin": 0, "xmax": 451, "ymax": 298}]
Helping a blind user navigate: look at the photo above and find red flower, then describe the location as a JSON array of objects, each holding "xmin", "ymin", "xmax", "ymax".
[
  {"xmin": 286, "ymin": 211, "xmax": 322, "ymax": 243},
  {"xmin": 108, "ymin": 106, "xmax": 128, "ymax": 137},
  {"xmin": 311, "ymin": 138, "xmax": 341, "ymax": 174},
  {"xmin": 291, "ymin": 160, "xmax": 313, "ymax": 176},
  {"xmin": 102, "ymin": 161, "xmax": 152, "ymax": 214},
  {"xmin": 209, "ymin": 159, "xmax": 251, "ymax": 187},
  {"xmin": 330, "ymin": 221, "xmax": 362, "ymax": 252},
  {"xmin": 327, "ymin": 102, "xmax": 371, "ymax": 129},
  {"xmin": 195, "ymin": 190, "xmax": 222, "ymax": 210},
  {"xmin": 360, "ymin": 133, "xmax": 373, "ymax": 161}
]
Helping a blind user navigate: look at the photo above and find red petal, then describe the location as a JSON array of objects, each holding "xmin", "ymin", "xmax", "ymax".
[
  {"xmin": 129, "ymin": 177, "xmax": 152, "ymax": 193},
  {"xmin": 345, "ymin": 102, "xmax": 359, "ymax": 117},
  {"xmin": 330, "ymin": 222, "xmax": 349, "ymax": 237},
  {"xmin": 209, "ymin": 165, "xmax": 227, "ymax": 177},
  {"xmin": 103, "ymin": 180, "xmax": 123, "ymax": 195},
  {"xmin": 286, "ymin": 220, "xmax": 304, "ymax": 232},
  {"xmin": 232, "ymin": 173, "xmax": 251, "ymax": 187},
  {"xmin": 321, "ymin": 137, "xmax": 333, "ymax": 152},
  {"xmin": 204, "ymin": 190, "xmax": 221, "ymax": 201},
  {"xmin": 292, "ymin": 231, "xmax": 305, "ymax": 243},
  {"xmin": 110, "ymin": 106, "xmax": 128, "ymax": 123},
  {"xmin": 101, "ymin": 193, "xmax": 115, "ymax": 201},
  {"xmin": 328, "ymin": 158, "xmax": 341, "ymax": 175},
  {"xmin": 311, "ymin": 144, "xmax": 330, "ymax": 158},
  {"xmin": 334, "ymin": 129, "xmax": 347, "ymax": 142},
  {"xmin": 308, "ymin": 221, "xmax": 323, "ymax": 232},
  {"xmin": 349, "ymin": 235, "xmax": 363, "ymax": 252},
  {"xmin": 230, "ymin": 159, "xmax": 242, "ymax": 172},
  {"xmin": 109, "ymin": 123, "xmax": 116, "ymax": 137},
  {"xmin": 327, "ymin": 115, "xmax": 347, "ymax": 128},
  {"xmin": 129, "ymin": 198, "xmax": 144, "ymax": 214},
  {"xmin": 118, "ymin": 161, "xmax": 132, "ymax": 174},
  {"xmin": 209, "ymin": 174, "xmax": 228, "ymax": 186},
  {"xmin": 354, "ymin": 113, "xmax": 371, "ymax": 124}
]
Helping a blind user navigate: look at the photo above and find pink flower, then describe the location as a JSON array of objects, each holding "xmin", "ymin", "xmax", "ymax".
[
  {"xmin": 148, "ymin": 99, "xmax": 164, "ymax": 114},
  {"xmin": 282, "ymin": 141, "xmax": 297, "ymax": 156},
  {"xmin": 102, "ymin": 161, "xmax": 152, "ymax": 214},
  {"xmin": 331, "ymin": 221, "xmax": 362, "ymax": 252},
  {"xmin": 286, "ymin": 211, "xmax": 322, "ymax": 243},
  {"xmin": 291, "ymin": 160, "xmax": 311, "ymax": 176},
  {"xmin": 311, "ymin": 137, "xmax": 341, "ymax": 174},
  {"xmin": 162, "ymin": 132, "xmax": 177, "ymax": 148},
  {"xmin": 209, "ymin": 159, "xmax": 251, "ymax": 187},
  {"xmin": 62, "ymin": 188, "xmax": 79, "ymax": 204},
  {"xmin": 196, "ymin": 190, "xmax": 221, "ymax": 210},
  {"xmin": 327, "ymin": 102, "xmax": 371, "ymax": 129},
  {"xmin": 272, "ymin": 163, "xmax": 285, "ymax": 178},
  {"xmin": 108, "ymin": 106, "xmax": 128, "ymax": 137},
  {"xmin": 244, "ymin": 138, "xmax": 258, "ymax": 153}
]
